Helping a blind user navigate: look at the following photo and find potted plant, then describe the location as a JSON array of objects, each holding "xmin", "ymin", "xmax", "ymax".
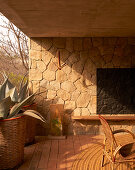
[{"xmin": 0, "ymin": 74, "xmax": 46, "ymax": 170}]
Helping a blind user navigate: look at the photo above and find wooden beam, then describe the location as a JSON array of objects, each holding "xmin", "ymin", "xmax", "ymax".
[{"xmin": 72, "ymin": 115, "xmax": 135, "ymax": 121}]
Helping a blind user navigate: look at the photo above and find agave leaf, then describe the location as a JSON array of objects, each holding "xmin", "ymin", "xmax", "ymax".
[
  {"xmin": 19, "ymin": 72, "xmax": 28, "ymax": 93},
  {"xmin": 23, "ymin": 110, "xmax": 46, "ymax": 122},
  {"xmin": 5, "ymin": 78, "xmax": 15, "ymax": 95},
  {"xmin": 0, "ymin": 96, "xmax": 11, "ymax": 119},
  {"xmin": 6, "ymin": 87, "xmax": 19, "ymax": 103},
  {"xmin": 18, "ymin": 80, "xmax": 28, "ymax": 102},
  {"xmin": 8, "ymin": 93, "xmax": 35, "ymax": 118},
  {"xmin": 0, "ymin": 78, "xmax": 8, "ymax": 101}
]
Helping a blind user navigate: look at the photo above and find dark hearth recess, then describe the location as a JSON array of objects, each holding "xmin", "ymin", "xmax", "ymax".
[{"xmin": 97, "ymin": 68, "xmax": 135, "ymax": 114}]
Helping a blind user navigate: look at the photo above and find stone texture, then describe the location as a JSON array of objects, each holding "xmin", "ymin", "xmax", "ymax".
[
  {"xmin": 62, "ymin": 62, "xmax": 72, "ymax": 75},
  {"xmin": 88, "ymin": 96, "xmax": 97, "ymax": 114},
  {"xmin": 56, "ymin": 70, "xmax": 67, "ymax": 82},
  {"xmin": 76, "ymin": 93, "xmax": 90, "ymax": 107},
  {"xmin": 74, "ymin": 79, "xmax": 87, "ymax": 92},
  {"xmin": 71, "ymin": 90, "xmax": 80, "ymax": 101},
  {"xmin": 64, "ymin": 101, "xmax": 76, "ymax": 111},
  {"xmin": 30, "ymin": 59, "xmax": 37, "ymax": 69},
  {"xmin": 32, "ymin": 81, "xmax": 40, "ymax": 93},
  {"xmin": 57, "ymin": 89, "xmax": 70, "ymax": 101},
  {"xmin": 42, "ymin": 38, "xmax": 52, "ymax": 51},
  {"xmin": 37, "ymin": 61, "xmax": 47, "ymax": 72},
  {"xmin": 73, "ymin": 108, "xmax": 81, "ymax": 116},
  {"xmin": 29, "ymin": 69, "xmax": 42, "ymax": 81},
  {"xmin": 30, "ymin": 38, "xmax": 42, "ymax": 51},
  {"xmin": 50, "ymin": 81, "xmax": 60, "ymax": 91},
  {"xmin": 42, "ymin": 52, "xmax": 52, "ymax": 65},
  {"xmin": 47, "ymin": 90, "xmax": 56, "ymax": 99},
  {"xmin": 30, "ymin": 50, "xmax": 42, "ymax": 60},
  {"xmin": 43, "ymin": 69, "xmax": 56, "ymax": 81},
  {"xmin": 47, "ymin": 60, "xmax": 58, "ymax": 72},
  {"xmin": 29, "ymin": 37, "xmax": 135, "ymax": 136},
  {"xmin": 82, "ymin": 108, "xmax": 90, "ymax": 116},
  {"xmin": 68, "ymin": 53, "xmax": 80, "ymax": 65},
  {"xmin": 61, "ymin": 81, "xmax": 76, "ymax": 92},
  {"xmin": 40, "ymin": 79, "xmax": 50, "ymax": 89},
  {"xmin": 69, "ymin": 71, "xmax": 80, "ymax": 82}
]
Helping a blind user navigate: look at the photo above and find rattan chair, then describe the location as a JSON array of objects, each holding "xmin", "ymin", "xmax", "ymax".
[{"xmin": 99, "ymin": 115, "xmax": 135, "ymax": 170}]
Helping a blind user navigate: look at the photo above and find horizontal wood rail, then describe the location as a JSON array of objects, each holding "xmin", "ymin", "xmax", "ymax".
[{"xmin": 72, "ymin": 115, "xmax": 135, "ymax": 121}]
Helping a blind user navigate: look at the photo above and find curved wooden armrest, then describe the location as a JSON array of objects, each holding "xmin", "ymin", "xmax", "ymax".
[
  {"xmin": 113, "ymin": 142, "xmax": 135, "ymax": 159},
  {"xmin": 112, "ymin": 129, "xmax": 135, "ymax": 139}
]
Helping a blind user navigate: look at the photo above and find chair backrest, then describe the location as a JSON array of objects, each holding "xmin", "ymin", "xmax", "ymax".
[{"xmin": 99, "ymin": 115, "xmax": 117, "ymax": 149}]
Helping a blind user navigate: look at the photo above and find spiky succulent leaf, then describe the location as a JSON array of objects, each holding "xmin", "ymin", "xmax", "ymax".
[
  {"xmin": 6, "ymin": 87, "xmax": 19, "ymax": 103},
  {"xmin": 8, "ymin": 93, "xmax": 35, "ymax": 118},
  {"xmin": 5, "ymin": 78, "xmax": 15, "ymax": 95},
  {"xmin": 18, "ymin": 80, "xmax": 28, "ymax": 102},
  {"xmin": 23, "ymin": 110, "xmax": 46, "ymax": 122},
  {"xmin": 0, "ymin": 96, "xmax": 11, "ymax": 119},
  {"xmin": 0, "ymin": 78, "xmax": 8, "ymax": 101}
]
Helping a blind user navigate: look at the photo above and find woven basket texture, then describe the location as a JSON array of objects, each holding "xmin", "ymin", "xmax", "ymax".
[
  {"xmin": 0, "ymin": 116, "xmax": 26, "ymax": 169},
  {"xmin": 23, "ymin": 104, "xmax": 37, "ymax": 145},
  {"xmin": 25, "ymin": 116, "xmax": 36, "ymax": 144}
]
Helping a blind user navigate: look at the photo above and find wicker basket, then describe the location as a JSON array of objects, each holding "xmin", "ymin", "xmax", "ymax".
[
  {"xmin": 23, "ymin": 104, "xmax": 37, "ymax": 145},
  {"xmin": 0, "ymin": 116, "xmax": 26, "ymax": 170},
  {"xmin": 25, "ymin": 116, "xmax": 36, "ymax": 145}
]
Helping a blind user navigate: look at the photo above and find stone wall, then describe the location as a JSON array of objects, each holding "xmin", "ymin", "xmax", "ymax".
[{"xmin": 29, "ymin": 37, "xmax": 135, "ymax": 135}]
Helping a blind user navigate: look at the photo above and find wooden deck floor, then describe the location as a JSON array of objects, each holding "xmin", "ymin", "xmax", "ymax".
[{"xmin": 17, "ymin": 135, "xmax": 135, "ymax": 170}]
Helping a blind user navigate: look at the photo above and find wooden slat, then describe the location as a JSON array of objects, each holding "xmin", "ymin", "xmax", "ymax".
[{"xmin": 72, "ymin": 115, "xmax": 135, "ymax": 121}]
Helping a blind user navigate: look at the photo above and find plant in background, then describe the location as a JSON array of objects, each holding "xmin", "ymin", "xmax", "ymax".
[{"xmin": 0, "ymin": 72, "xmax": 46, "ymax": 122}]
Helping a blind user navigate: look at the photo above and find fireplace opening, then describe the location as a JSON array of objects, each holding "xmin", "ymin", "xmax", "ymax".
[{"xmin": 97, "ymin": 68, "xmax": 135, "ymax": 114}]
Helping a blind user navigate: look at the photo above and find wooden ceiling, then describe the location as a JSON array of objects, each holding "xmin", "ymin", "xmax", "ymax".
[{"xmin": 0, "ymin": 0, "xmax": 135, "ymax": 37}]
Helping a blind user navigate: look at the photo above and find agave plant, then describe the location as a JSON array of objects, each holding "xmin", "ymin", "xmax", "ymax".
[{"xmin": 0, "ymin": 73, "xmax": 46, "ymax": 122}]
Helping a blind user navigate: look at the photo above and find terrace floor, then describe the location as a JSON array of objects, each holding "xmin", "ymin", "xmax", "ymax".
[{"xmin": 17, "ymin": 135, "xmax": 135, "ymax": 170}]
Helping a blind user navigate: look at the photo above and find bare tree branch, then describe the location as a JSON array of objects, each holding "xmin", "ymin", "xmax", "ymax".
[{"xmin": 0, "ymin": 15, "xmax": 29, "ymax": 70}]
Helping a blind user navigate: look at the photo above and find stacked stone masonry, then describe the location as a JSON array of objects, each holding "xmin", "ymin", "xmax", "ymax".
[{"xmin": 29, "ymin": 37, "xmax": 135, "ymax": 135}]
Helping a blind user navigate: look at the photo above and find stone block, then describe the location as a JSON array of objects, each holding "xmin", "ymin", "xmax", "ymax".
[
  {"xmin": 30, "ymin": 38, "xmax": 42, "ymax": 51},
  {"xmin": 57, "ymin": 89, "xmax": 71, "ymax": 101},
  {"xmin": 61, "ymin": 81, "xmax": 76, "ymax": 92},
  {"xmin": 88, "ymin": 96, "xmax": 97, "ymax": 114},
  {"xmin": 56, "ymin": 70, "xmax": 67, "ymax": 83},
  {"xmin": 30, "ymin": 59, "xmax": 37, "ymax": 69},
  {"xmin": 64, "ymin": 101, "xmax": 76, "ymax": 111},
  {"xmin": 69, "ymin": 71, "xmax": 80, "ymax": 82},
  {"xmin": 50, "ymin": 81, "xmax": 60, "ymax": 91},
  {"xmin": 42, "ymin": 52, "xmax": 53, "ymax": 66},
  {"xmin": 43, "ymin": 69, "xmax": 56, "ymax": 81},
  {"xmin": 71, "ymin": 90, "xmax": 80, "ymax": 101},
  {"xmin": 82, "ymin": 108, "xmax": 90, "ymax": 116},
  {"xmin": 42, "ymin": 38, "xmax": 52, "ymax": 51},
  {"xmin": 30, "ymin": 50, "xmax": 42, "ymax": 60},
  {"xmin": 73, "ymin": 108, "xmax": 81, "ymax": 116},
  {"xmin": 37, "ymin": 61, "xmax": 47, "ymax": 72},
  {"xmin": 76, "ymin": 92, "xmax": 90, "ymax": 107},
  {"xmin": 47, "ymin": 90, "xmax": 56, "ymax": 99},
  {"xmin": 29, "ymin": 69, "xmax": 42, "ymax": 81},
  {"xmin": 68, "ymin": 52, "xmax": 80, "ymax": 65}
]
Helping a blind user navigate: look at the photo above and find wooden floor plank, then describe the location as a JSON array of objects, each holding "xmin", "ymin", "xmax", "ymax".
[
  {"xmin": 18, "ymin": 144, "xmax": 36, "ymax": 170},
  {"xmin": 18, "ymin": 135, "xmax": 135, "ymax": 170},
  {"xmin": 38, "ymin": 140, "xmax": 51, "ymax": 169},
  {"xmin": 29, "ymin": 141, "xmax": 44, "ymax": 170}
]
